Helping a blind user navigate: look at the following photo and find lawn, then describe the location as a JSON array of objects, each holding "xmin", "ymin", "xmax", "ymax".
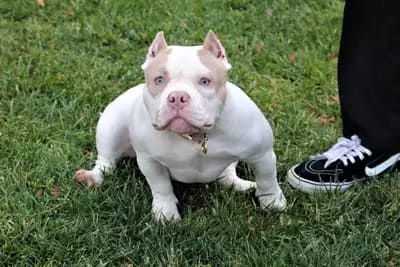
[{"xmin": 1, "ymin": 0, "xmax": 399, "ymax": 266}]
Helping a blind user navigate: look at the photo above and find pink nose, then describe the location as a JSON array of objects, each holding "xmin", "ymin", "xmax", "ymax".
[{"xmin": 167, "ymin": 91, "xmax": 191, "ymax": 109}]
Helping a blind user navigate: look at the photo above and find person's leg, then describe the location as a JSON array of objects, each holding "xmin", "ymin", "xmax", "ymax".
[
  {"xmin": 339, "ymin": 0, "xmax": 400, "ymax": 153},
  {"xmin": 287, "ymin": 0, "xmax": 400, "ymax": 193}
]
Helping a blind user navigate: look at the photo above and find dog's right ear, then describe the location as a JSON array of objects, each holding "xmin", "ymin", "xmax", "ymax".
[
  {"xmin": 203, "ymin": 30, "xmax": 231, "ymax": 70},
  {"xmin": 141, "ymin": 31, "xmax": 168, "ymax": 70}
]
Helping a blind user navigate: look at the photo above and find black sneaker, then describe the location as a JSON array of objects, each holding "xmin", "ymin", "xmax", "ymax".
[{"xmin": 287, "ymin": 135, "xmax": 400, "ymax": 193}]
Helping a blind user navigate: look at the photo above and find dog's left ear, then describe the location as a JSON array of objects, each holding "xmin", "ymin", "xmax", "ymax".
[
  {"xmin": 203, "ymin": 30, "xmax": 231, "ymax": 70},
  {"xmin": 141, "ymin": 31, "xmax": 168, "ymax": 70}
]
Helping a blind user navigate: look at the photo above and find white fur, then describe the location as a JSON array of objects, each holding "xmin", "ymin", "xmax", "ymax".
[{"xmin": 75, "ymin": 46, "xmax": 286, "ymax": 222}]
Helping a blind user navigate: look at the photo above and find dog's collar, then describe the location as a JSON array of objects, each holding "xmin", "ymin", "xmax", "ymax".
[{"xmin": 180, "ymin": 132, "xmax": 208, "ymax": 154}]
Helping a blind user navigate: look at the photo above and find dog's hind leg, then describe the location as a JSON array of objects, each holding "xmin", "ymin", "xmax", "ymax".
[
  {"xmin": 74, "ymin": 95, "xmax": 134, "ymax": 187},
  {"xmin": 217, "ymin": 161, "xmax": 256, "ymax": 191}
]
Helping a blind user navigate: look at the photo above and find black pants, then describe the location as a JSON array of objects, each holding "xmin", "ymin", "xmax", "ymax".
[{"xmin": 339, "ymin": 0, "xmax": 400, "ymax": 153}]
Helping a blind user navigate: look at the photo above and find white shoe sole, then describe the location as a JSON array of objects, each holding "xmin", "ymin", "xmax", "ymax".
[{"xmin": 365, "ymin": 153, "xmax": 400, "ymax": 176}]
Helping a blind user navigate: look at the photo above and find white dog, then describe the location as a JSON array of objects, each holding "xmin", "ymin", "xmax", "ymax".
[{"xmin": 75, "ymin": 31, "xmax": 286, "ymax": 221}]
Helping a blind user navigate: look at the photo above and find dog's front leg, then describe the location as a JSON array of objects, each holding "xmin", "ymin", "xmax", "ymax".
[
  {"xmin": 136, "ymin": 155, "xmax": 180, "ymax": 222},
  {"xmin": 246, "ymin": 150, "xmax": 287, "ymax": 210}
]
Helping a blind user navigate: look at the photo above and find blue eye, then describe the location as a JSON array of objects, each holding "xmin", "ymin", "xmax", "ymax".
[
  {"xmin": 154, "ymin": 76, "xmax": 164, "ymax": 85},
  {"xmin": 199, "ymin": 77, "xmax": 211, "ymax": 86}
]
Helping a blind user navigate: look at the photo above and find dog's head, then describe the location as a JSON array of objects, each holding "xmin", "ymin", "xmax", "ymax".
[{"xmin": 141, "ymin": 31, "xmax": 231, "ymax": 135}]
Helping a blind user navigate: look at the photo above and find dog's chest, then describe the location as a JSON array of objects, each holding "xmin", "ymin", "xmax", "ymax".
[{"xmin": 148, "ymin": 135, "xmax": 238, "ymax": 183}]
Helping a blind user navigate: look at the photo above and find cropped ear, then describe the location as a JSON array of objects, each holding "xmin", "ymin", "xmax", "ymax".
[
  {"xmin": 141, "ymin": 31, "xmax": 168, "ymax": 70},
  {"xmin": 203, "ymin": 30, "xmax": 231, "ymax": 70}
]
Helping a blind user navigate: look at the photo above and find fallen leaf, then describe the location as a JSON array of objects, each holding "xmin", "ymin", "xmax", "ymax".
[
  {"xmin": 288, "ymin": 53, "xmax": 296, "ymax": 64},
  {"xmin": 255, "ymin": 42, "xmax": 264, "ymax": 53},
  {"xmin": 237, "ymin": 42, "xmax": 244, "ymax": 51},
  {"xmin": 330, "ymin": 95, "xmax": 340, "ymax": 105},
  {"xmin": 269, "ymin": 101, "xmax": 280, "ymax": 110},
  {"xmin": 319, "ymin": 117, "xmax": 328, "ymax": 125},
  {"xmin": 319, "ymin": 115, "xmax": 335, "ymax": 125},
  {"xmin": 28, "ymin": 65, "xmax": 37, "ymax": 75},
  {"xmin": 36, "ymin": 190, "xmax": 43, "ymax": 199},
  {"xmin": 51, "ymin": 187, "xmax": 62, "ymax": 198},
  {"xmin": 327, "ymin": 53, "xmax": 337, "ymax": 61},
  {"xmin": 265, "ymin": 8, "xmax": 273, "ymax": 17},
  {"xmin": 64, "ymin": 10, "xmax": 74, "ymax": 16},
  {"xmin": 37, "ymin": 0, "xmax": 45, "ymax": 7},
  {"xmin": 83, "ymin": 149, "xmax": 93, "ymax": 159}
]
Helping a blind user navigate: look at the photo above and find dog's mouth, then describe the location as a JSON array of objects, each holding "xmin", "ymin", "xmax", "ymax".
[{"xmin": 153, "ymin": 117, "xmax": 213, "ymax": 134}]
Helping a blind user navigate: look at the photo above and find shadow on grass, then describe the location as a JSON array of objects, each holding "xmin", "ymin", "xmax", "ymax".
[{"xmin": 114, "ymin": 157, "xmax": 259, "ymax": 217}]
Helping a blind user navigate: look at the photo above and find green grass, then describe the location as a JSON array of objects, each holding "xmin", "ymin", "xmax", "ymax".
[{"xmin": 1, "ymin": 0, "xmax": 399, "ymax": 266}]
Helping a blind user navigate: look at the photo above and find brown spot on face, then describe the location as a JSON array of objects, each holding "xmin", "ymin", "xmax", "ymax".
[
  {"xmin": 197, "ymin": 48, "xmax": 228, "ymax": 102},
  {"xmin": 144, "ymin": 47, "xmax": 172, "ymax": 97}
]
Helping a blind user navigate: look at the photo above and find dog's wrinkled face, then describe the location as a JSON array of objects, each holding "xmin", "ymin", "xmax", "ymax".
[{"xmin": 141, "ymin": 31, "xmax": 231, "ymax": 135}]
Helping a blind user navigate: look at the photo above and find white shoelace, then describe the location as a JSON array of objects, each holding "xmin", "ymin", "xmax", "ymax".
[{"xmin": 314, "ymin": 135, "xmax": 372, "ymax": 168}]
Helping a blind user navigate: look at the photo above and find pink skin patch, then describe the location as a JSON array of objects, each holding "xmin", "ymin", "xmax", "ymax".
[
  {"xmin": 154, "ymin": 90, "xmax": 213, "ymax": 134},
  {"xmin": 154, "ymin": 106, "xmax": 213, "ymax": 134},
  {"xmin": 159, "ymin": 109, "xmax": 203, "ymax": 134},
  {"xmin": 74, "ymin": 169, "xmax": 99, "ymax": 187},
  {"xmin": 167, "ymin": 118, "xmax": 198, "ymax": 134}
]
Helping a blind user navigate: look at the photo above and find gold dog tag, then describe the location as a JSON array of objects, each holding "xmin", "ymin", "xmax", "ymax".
[{"xmin": 200, "ymin": 133, "xmax": 208, "ymax": 154}]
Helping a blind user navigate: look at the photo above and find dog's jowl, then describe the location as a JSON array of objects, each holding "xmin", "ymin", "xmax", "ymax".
[{"xmin": 75, "ymin": 31, "xmax": 286, "ymax": 222}]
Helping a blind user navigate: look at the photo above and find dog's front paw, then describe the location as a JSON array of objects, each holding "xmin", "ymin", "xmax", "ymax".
[
  {"xmin": 152, "ymin": 198, "xmax": 181, "ymax": 223},
  {"xmin": 258, "ymin": 190, "xmax": 287, "ymax": 210},
  {"xmin": 74, "ymin": 169, "xmax": 102, "ymax": 187}
]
